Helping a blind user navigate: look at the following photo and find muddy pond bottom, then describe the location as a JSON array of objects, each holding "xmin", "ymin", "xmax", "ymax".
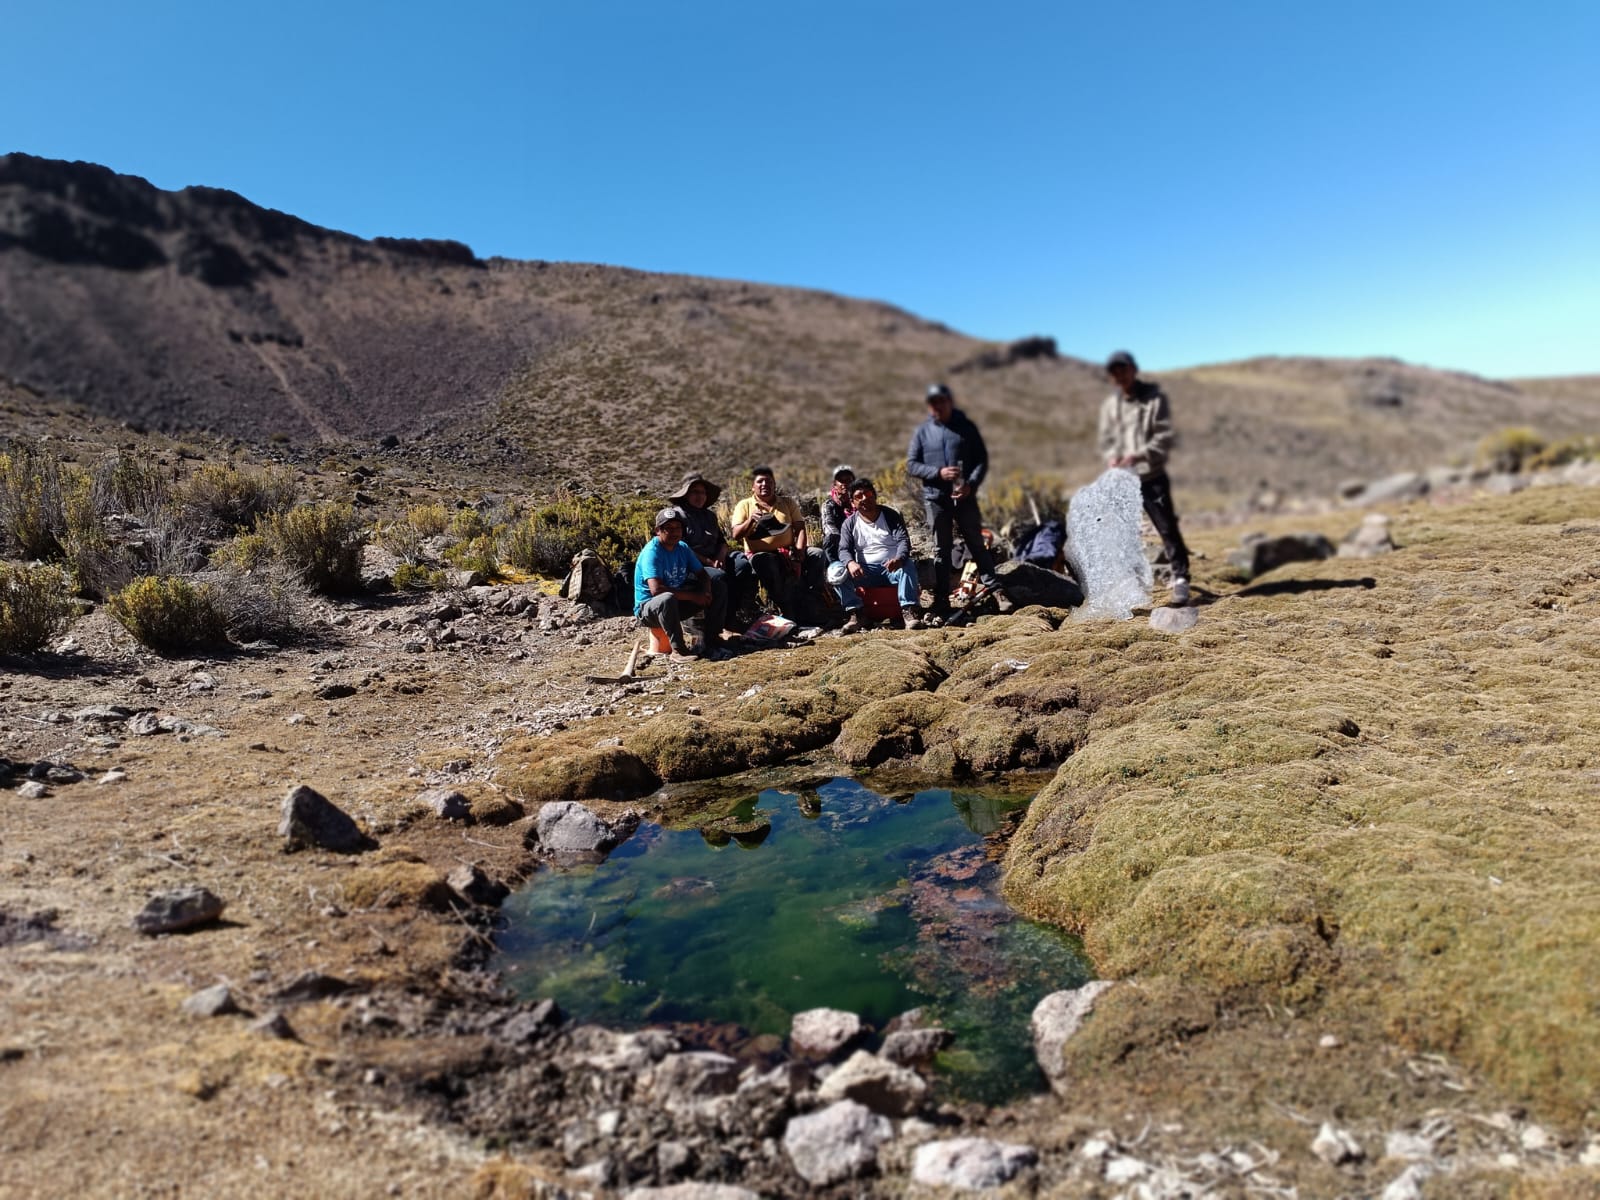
[{"xmin": 498, "ymin": 778, "xmax": 1091, "ymax": 1102}]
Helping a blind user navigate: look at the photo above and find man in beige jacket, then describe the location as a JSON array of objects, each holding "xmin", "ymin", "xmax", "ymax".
[{"xmin": 1097, "ymin": 350, "xmax": 1192, "ymax": 604}]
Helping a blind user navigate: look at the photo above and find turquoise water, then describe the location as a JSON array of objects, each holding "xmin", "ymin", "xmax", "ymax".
[{"xmin": 497, "ymin": 778, "xmax": 1091, "ymax": 1102}]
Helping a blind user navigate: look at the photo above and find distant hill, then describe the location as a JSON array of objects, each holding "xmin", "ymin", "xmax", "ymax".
[{"xmin": 3, "ymin": 153, "xmax": 1596, "ymax": 503}]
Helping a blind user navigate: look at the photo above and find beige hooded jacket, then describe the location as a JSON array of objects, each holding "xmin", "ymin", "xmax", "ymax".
[{"xmin": 1097, "ymin": 379, "xmax": 1175, "ymax": 477}]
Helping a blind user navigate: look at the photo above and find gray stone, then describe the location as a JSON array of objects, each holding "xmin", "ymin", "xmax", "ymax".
[
  {"xmin": 1312, "ymin": 1122, "xmax": 1364, "ymax": 1165},
  {"xmin": 1340, "ymin": 512, "xmax": 1398, "ymax": 558},
  {"xmin": 315, "ymin": 682, "xmax": 358, "ymax": 701},
  {"xmin": 1355, "ymin": 472, "xmax": 1429, "ymax": 505},
  {"xmin": 133, "ymin": 886, "xmax": 227, "ymax": 935},
  {"xmin": 1031, "ymin": 980, "xmax": 1116, "ymax": 1095},
  {"xmin": 1067, "ymin": 469, "xmax": 1152, "ymax": 620},
  {"xmin": 650, "ymin": 1051, "xmax": 742, "ymax": 1103},
  {"xmin": 279, "ymin": 784, "xmax": 371, "ymax": 853},
  {"xmin": 16, "ymin": 781, "xmax": 49, "ymax": 799},
  {"xmin": 815, "ymin": 1049, "xmax": 927, "ymax": 1115},
  {"xmin": 912, "ymin": 1137, "xmax": 1038, "ymax": 1190},
  {"xmin": 271, "ymin": 971, "xmax": 354, "ymax": 1004},
  {"xmin": 624, "ymin": 1186, "xmax": 760, "ymax": 1200},
  {"xmin": 447, "ymin": 863, "xmax": 509, "ymax": 906},
  {"xmin": 1482, "ymin": 472, "xmax": 1530, "ymax": 496},
  {"xmin": 1149, "ymin": 605, "xmax": 1199, "ymax": 634},
  {"xmin": 498, "ymin": 998, "xmax": 563, "ymax": 1044},
  {"xmin": 182, "ymin": 984, "xmax": 240, "ymax": 1017},
  {"xmin": 72, "ymin": 704, "xmax": 136, "ymax": 724},
  {"xmin": 791, "ymin": 1007, "xmax": 864, "ymax": 1058},
  {"xmin": 250, "ymin": 1011, "xmax": 297, "ymax": 1040},
  {"xmin": 1226, "ymin": 531, "xmax": 1336, "ymax": 578},
  {"xmin": 530, "ymin": 800, "xmax": 630, "ymax": 862},
  {"xmin": 880, "ymin": 1026, "xmax": 953, "ymax": 1067},
  {"xmin": 97, "ymin": 769, "xmax": 128, "ymax": 785},
  {"xmin": 782, "ymin": 1099, "xmax": 892, "ymax": 1186},
  {"xmin": 995, "ymin": 561, "xmax": 1083, "ymax": 609},
  {"xmin": 126, "ymin": 713, "xmax": 164, "ymax": 736},
  {"xmin": 417, "ymin": 787, "xmax": 471, "ymax": 821},
  {"xmin": 1380, "ymin": 1164, "xmax": 1434, "ymax": 1200}
]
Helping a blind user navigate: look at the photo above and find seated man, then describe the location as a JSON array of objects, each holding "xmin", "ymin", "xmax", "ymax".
[
  {"xmin": 666, "ymin": 470, "xmax": 750, "ymax": 638},
  {"xmin": 728, "ymin": 465, "xmax": 827, "ymax": 621},
  {"xmin": 633, "ymin": 507, "xmax": 724, "ymax": 659},
  {"xmin": 820, "ymin": 464, "xmax": 855, "ymax": 562},
  {"xmin": 832, "ymin": 476, "xmax": 925, "ymax": 632}
]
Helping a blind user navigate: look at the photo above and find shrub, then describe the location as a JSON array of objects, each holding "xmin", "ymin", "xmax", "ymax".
[
  {"xmin": 259, "ymin": 502, "xmax": 366, "ymax": 593},
  {"xmin": 107, "ymin": 575, "xmax": 228, "ymax": 653},
  {"xmin": 405, "ymin": 503, "xmax": 450, "ymax": 537},
  {"xmin": 0, "ymin": 445, "xmax": 73, "ymax": 560},
  {"xmin": 210, "ymin": 531, "xmax": 273, "ymax": 571},
  {"xmin": 445, "ymin": 533, "xmax": 501, "ymax": 578},
  {"xmin": 91, "ymin": 452, "xmax": 170, "ymax": 517},
  {"xmin": 392, "ymin": 562, "xmax": 451, "ymax": 591},
  {"xmin": 449, "ymin": 507, "xmax": 491, "ymax": 541},
  {"xmin": 0, "ymin": 563, "xmax": 71, "ymax": 654},
  {"xmin": 1528, "ymin": 435, "xmax": 1600, "ymax": 472},
  {"xmin": 505, "ymin": 492, "xmax": 657, "ymax": 577},
  {"xmin": 1476, "ymin": 427, "xmax": 1545, "ymax": 474},
  {"xmin": 206, "ymin": 560, "xmax": 313, "ymax": 644},
  {"xmin": 176, "ymin": 463, "xmax": 298, "ymax": 536}
]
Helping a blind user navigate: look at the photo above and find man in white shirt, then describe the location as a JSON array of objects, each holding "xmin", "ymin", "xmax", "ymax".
[{"xmin": 831, "ymin": 477, "xmax": 925, "ymax": 632}]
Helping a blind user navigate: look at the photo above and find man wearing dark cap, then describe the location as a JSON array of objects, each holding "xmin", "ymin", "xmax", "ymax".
[
  {"xmin": 907, "ymin": 383, "xmax": 1000, "ymax": 620},
  {"xmin": 666, "ymin": 470, "xmax": 748, "ymax": 637},
  {"xmin": 1098, "ymin": 350, "xmax": 1191, "ymax": 605},
  {"xmin": 633, "ymin": 507, "xmax": 722, "ymax": 660}
]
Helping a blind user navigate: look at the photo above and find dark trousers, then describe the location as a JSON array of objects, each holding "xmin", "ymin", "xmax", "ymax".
[
  {"xmin": 1140, "ymin": 471, "xmax": 1190, "ymax": 580},
  {"xmin": 925, "ymin": 493, "xmax": 997, "ymax": 609},
  {"xmin": 750, "ymin": 548, "xmax": 828, "ymax": 620}
]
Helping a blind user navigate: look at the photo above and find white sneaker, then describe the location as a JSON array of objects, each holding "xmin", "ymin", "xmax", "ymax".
[{"xmin": 1170, "ymin": 577, "xmax": 1191, "ymax": 605}]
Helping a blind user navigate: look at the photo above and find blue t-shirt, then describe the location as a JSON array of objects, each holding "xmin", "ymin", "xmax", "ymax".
[{"xmin": 633, "ymin": 538, "xmax": 705, "ymax": 614}]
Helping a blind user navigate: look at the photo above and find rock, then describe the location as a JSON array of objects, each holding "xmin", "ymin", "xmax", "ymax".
[
  {"xmin": 97, "ymin": 769, "xmax": 128, "ymax": 785},
  {"xmin": 790, "ymin": 1007, "xmax": 865, "ymax": 1058},
  {"xmin": 1340, "ymin": 512, "xmax": 1398, "ymax": 558},
  {"xmin": 315, "ymin": 682, "xmax": 357, "ymax": 700},
  {"xmin": 624, "ymin": 1186, "xmax": 759, "ymax": 1200},
  {"xmin": 16, "ymin": 781, "xmax": 49, "ymax": 799},
  {"xmin": 782, "ymin": 1099, "xmax": 892, "ymax": 1186},
  {"xmin": 880, "ymin": 1026, "xmax": 953, "ymax": 1067},
  {"xmin": 1355, "ymin": 472, "xmax": 1429, "ymax": 505},
  {"xmin": 815, "ymin": 1049, "xmax": 926, "ymax": 1115},
  {"xmin": 1149, "ymin": 605, "xmax": 1199, "ymax": 634},
  {"xmin": 1384, "ymin": 1131, "xmax": 1435, "ymax": 1161},
  {"xmin": 72, "ymin": 704, "xmax": 135, "ymax": 724},
  {"xmin": 279, "ymin": 784, "xmax": 371, "ymax": 853},
  {"xmin": 1226, "ymin": 532, "xmax": 1336, "ymax": 578},
  {"xmin": 132, "ymin": 886, "xmax": 226, "ymax": 935},
  {"xmin": 650, "ymin": 1051, "xmax": 742, "ymax": 1103},
  {"xmin": 912, "ymin": 1137, "xmax": 1038, "ymax": 1190},
  {"xmin": 1031, "ymin": 980, "xmax": 1115, "ymax": 1095},
  {"xmin": 995, "ymin": 561, "xmax": 1083, "ymax": 609},
  {"xmin": 40, "ymin": 764, "xmax": 84, "ymax": 784},
  {"xmin": 447, "ymin": 568, "xmax": 487, "ymax": 589},
  {"xmin": 1319, "ymin": 1033, "xmax": 1343, "ymax": 1049},
  {"xmin": 529, "ymin": 800, "xmax": 632, "ymax": 863},
  {"xmin": 498, "ymin": 998, "xmax": 563, "ymax": 1044},
  {"xmin": 379, "ymin": 434, "xmax": 400, "ymax": 450},
  {"xmin": 1311, "ymin": 1122, "xmax": 1364, "ymax": 1165},
  {"xmin": 250, "ymin": 1011, "xmax": 297, "ymax": 1040},
  {"xmin": 188, "ymin": 672, "xmax": 217, "ymax": 692},
  {"xmin": 182, "ymin": 984, "xmax": 240, "ymax": 1017},
  {"xmin": 561, "ymin": 549, "xmax": 614, "ymax": 607},
  {"xmin": 447, "ymin": 863, "xmax": 509, "ymax": 906},
  {"xmin": 1105, "ymin": 1156, "xmax": 1149, "ymax": 1184},
  {"xmin": 416, "ymin": 787, "xmax": 471, "ymax": 821},
  {"xmin": 271, "ymin": 971, "xmax": 354, "ymax": 1004},
  {"xmin": 1520, "ymin": 1124, "xmax": 1553, "ymax": 1152},
  {"xmin": 1067, "ymin": 469, "xmax": 1152, "ymax": 620},
  {"xmin": 1380, "ymin": 1163, "xmax": 1433, "ymax": 1200}
]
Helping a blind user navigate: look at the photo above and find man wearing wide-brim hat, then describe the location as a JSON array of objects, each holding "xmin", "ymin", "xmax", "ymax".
[
  {"xmin": 633, "ymin": 506, "xmax": 723, "ymax": 660},
  {"xmin": 665, "ymin": 470, "xmax": 749, "ymax": 639}
]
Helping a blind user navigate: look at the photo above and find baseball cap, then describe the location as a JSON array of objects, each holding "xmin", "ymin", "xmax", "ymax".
[
  {"xmin": 654, "ymin": 506, "xmax": 686, "ymax": 530},
  {"xmin": 1105, "ymin": 350, "xmax": 1138, "ymax": 372}
]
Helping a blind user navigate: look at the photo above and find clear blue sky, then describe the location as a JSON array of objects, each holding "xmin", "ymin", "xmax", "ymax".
[{"xmin": 7, "ymin": 1, "xmax": 1597, "ymax": 377}]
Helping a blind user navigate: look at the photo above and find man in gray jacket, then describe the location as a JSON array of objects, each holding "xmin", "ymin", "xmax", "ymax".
[
  {"xmin": 1098, "ymin": 350, "xmax": 1191, "ymax": 604},
  {"xmin": 907, "ymin": 383, "xmax": 1000, "ymax": 619}
]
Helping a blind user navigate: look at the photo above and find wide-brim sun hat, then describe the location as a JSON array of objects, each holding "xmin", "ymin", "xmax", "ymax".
[{"xmin": 667, "ymin": 471, "xmax": 722, "ymax": 507}]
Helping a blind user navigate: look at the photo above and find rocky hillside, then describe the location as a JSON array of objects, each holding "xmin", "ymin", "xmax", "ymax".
[{"xmin": 3, "ymin": 153, "xmax": 1597, "ymax": 505}]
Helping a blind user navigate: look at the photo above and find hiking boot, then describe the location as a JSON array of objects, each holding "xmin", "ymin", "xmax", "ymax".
[
  {"xmin": 669, "ymin": 641, "xmax": 698, "ymax": 662},
  {"xmin": 1170, "ymin": 577, "xmax": 1192, "ymax": 605},
  {"xmin": 900, "ymin": 609, "xmax": 925, "ymax": 630},
  {"xmin": 840, "ymin": 611, "xmax": 865, "ymax": 635}
]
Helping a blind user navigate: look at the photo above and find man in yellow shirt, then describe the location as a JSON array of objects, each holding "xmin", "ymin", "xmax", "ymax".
[{"xmin": 729, "ymin": 465, "xmax": 827, "ymax": 621}]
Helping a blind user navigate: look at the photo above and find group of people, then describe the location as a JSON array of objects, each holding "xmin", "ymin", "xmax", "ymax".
[{"xmin": 632, "ymin": 353, "xmax": 1190, "ymax": 659}]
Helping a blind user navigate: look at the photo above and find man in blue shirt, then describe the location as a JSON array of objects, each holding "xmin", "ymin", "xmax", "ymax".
[{"xmin": 634, "ymin": 507, "xmax": 722, "ymax": 659}]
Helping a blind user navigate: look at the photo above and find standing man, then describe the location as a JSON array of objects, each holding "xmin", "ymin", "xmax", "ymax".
[
  {"xmin": 1098, "ymin": 350, "xmax": 1191, "ymax": 605},
  {"xmin": 634, "ymin": 507, "xmax": 722, "ymax": 660},
  {"xmin": 906, "ymin": 382, "xmax": 1001, "ymax": 620},
  {"xmin": 729, "ymin": 466, "xmax": 827, "ymax": 620}
]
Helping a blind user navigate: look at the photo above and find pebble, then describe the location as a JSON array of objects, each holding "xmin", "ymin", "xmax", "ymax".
[
  {"xmin": 1311, "ymin": 1122, "xmax": 1363, "ymax": 1165},
  {"xmin": 286, "ymin": 713, "xmax": 309, "ymax": 726},
  {"xmin": 1104, "ymin": 1156, "xmax": 1148, "ymax": 1183},
  {"xmin": 97, "ymin": 770, "xmax": 128, "ymax": 785},
  {"xmin": 1520, "ymin": 1124, "xmax": 1553, "ymax": 1152},
  {"xmin": 182, "ymin": 984, "xmax": 240, "ymax": 1018},
  {"xmin": 1318, "ymin": 1033, "xmax": 1342, "ymax": 1049}
]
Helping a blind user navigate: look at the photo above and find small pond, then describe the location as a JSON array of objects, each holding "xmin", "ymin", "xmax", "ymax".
[{"xmin": 497, "ymin": 777, "xmax": 1091, "ymax": 1103}]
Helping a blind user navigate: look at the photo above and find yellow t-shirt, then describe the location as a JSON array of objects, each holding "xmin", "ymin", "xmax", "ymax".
[{"xmin": 731, "ymin": 495, "xmax": 804, "ymax": 553}]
